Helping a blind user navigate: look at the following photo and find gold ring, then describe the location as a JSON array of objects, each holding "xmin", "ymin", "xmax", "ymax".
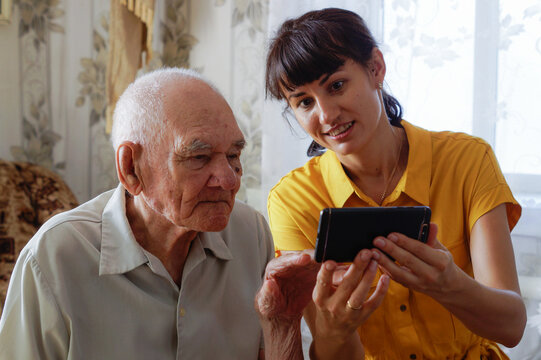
[{"xmin": 346, "ymin": 300, "xmax": 363, "ymax": 311}]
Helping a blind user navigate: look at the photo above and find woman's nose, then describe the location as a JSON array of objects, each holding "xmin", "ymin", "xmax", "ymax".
[{"xmin": 316, "ymin": 97, "xmax": 340, "ymax": 125}]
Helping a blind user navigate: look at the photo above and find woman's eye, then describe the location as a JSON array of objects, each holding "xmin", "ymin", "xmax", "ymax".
[
  {"xmin": 330, "ymin": 80, "xmax": 344, "ymax": 91},
  {"xmin": 298, "ymin": 98, "xmax": 313, "ymax": 108}
]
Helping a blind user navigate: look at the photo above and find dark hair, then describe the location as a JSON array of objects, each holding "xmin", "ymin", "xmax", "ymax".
[{"xmin": 265, "ymin": 8, "xmax": 403, "ymax": 156}]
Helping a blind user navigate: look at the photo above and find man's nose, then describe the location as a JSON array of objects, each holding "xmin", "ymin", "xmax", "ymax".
[
  {"xmin": 207, "ymin": 157, "xmax": 238, "ymax": 190},
  {"xmin": 316, "ymin": 97, "xmax": 340, "ymax": 125}
]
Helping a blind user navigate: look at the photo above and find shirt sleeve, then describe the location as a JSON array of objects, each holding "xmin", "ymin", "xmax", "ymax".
[
  {"xmin": 468, "ymin": 143, "xmax": 521, "ymax": 232},
  {"xmin": 267, "ymin": 189, "xmax": 317, "ymax": 252},
  {"xmin": 0, "ymin": 249, "xmax": 69, "ymax": 359}
]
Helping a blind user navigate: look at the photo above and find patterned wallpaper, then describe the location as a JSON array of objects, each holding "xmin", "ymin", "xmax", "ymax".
[{"xmin": 6, "ymin": 0, "xmax": 267, "ymax": 212}]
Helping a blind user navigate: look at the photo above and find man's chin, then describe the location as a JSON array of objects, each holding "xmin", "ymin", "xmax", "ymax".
[{"xmin": 196, "ymin": 215, "xmax": 230, "ymax": 232}]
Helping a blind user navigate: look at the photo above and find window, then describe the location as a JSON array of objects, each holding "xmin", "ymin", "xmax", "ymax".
[{"xmin": 382, "ymin": 0, "xmax": 541, "ymax": 200}]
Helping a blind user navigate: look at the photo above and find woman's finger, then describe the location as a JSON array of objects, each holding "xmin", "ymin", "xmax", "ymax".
[
  {"xmin": 313, "ymin": 260, "xmax": 337, "ymax": 306},
  {"xmin": 372, "ymin": 248, "xmax": 420, "ymax": 285},
  {"xmin": 346, "ymin": 259, "xmax": 378, "ymax": 310},
  {"xmin": 373, "ymin": 235, "xmax": 440, "ymax": 275},
  {"xmin": 332, "ymin": 250, "xmax": 373, "ymax": 306},
  {"xmin": 362, "ymin": 274, "xmax": 390, "ymax": 312}
]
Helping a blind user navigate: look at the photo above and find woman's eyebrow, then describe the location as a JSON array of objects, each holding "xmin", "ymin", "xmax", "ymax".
[
  {"xmin": 287, "ymin": 91, "xmax": 306, "ymax": 101},
  {"xmin": 318, "ymin": 73, "xmax": 331, "ymax": 86}
]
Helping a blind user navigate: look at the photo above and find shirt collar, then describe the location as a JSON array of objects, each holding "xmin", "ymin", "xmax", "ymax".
[
  {"xmin": 200, "ymin": 231, "xmax": 234, "ymax": 261},
  {"xmin": 401, "ymin": 120, "xmax": 431, "ymax": 206},
  {"xmin": 99, "ymin": 184, "xmax": 234, "ymax": 276},
  {"xmin": 319, "ymin": 120, "xmax": 432, "ymax": 207},
  {"xmin": 320, "ymin": 150, "xmax": 356, "ymax": 207},
  {"xmin": 99, "ymin": 184, "xmax": 148, "ymax": 276}
]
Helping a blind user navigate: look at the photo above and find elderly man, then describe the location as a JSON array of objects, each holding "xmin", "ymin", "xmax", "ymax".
[{"xmin": 0, "ymin": 68, "xmax": 274, "ymax": 359}]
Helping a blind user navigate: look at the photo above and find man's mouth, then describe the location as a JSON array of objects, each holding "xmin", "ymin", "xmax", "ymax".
[{"xmin": 327, "ymin": 121, "xmax": 353, "ymax": 137}]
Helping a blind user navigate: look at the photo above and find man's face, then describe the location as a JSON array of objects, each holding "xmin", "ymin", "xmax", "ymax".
[{"xmin": 139, "ymin": 79, "xmax": 244, "ymax": 232}]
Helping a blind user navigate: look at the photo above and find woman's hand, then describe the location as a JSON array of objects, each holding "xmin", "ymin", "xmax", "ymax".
[
  {"xmin": 372, "ymin": 208, "xmax": 527, "ymax": 347},
  {"xmin": 308, "ymin": 249, "xmax": 389, "ymax": 359},
  {"xmin": 371, "ymin": 223, "xmax": 461, "ymax": 298}
]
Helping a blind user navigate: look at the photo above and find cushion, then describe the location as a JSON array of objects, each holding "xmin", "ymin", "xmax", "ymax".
[{"xmin": 0, "ymin": 159, "xmax": 78, "ymax": 313}]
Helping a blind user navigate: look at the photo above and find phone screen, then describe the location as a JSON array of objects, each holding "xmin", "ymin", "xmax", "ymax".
[{"xmin": 315, "ymin": 206, "xmax": 431, "ymax": 262}]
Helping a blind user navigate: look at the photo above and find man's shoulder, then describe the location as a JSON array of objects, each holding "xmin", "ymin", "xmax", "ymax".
[
  {"xmin": 25, "ymin": 189, "xmax": 116, "ymax": 257},
  {"xmin": 228, "ymin": 199, "xmax": 267, "ymax": 228}
]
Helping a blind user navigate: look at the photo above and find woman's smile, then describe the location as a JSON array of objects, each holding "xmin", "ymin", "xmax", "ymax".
[{"xmin": 326, "ymin": 121, "xmax": 354, "ymax": 138}]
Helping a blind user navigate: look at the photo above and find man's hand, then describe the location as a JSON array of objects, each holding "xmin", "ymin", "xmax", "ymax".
[
  {"xmin": 255, "ymin": 250, "xmax": 320, "ymax": 322},
  {"xmin": 255, "ymin": 251, "xmax": 320, "ymax": 360}
]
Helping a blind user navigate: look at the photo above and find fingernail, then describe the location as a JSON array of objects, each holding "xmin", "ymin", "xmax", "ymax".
[
  {"xmin": 388, "ymin": 234, "xmax": 398, "ymax": 242},
  {"xmin": 373, "ymin": 238, "xmax": 385, "ymax": 247},
  {"xmin": 369, "ymin": 260, "xmax": 377, "ymax": 271},
  {"xmin": 325, "ymin": 262, "xmax": 335, "ymax": 271},
  {"xmin": 372, "ymin": 251, "xmax": 380, "ymax": 260},
  {"xmin": 361, "ymin": 251, "xmax": 371, "ymax": 261}
]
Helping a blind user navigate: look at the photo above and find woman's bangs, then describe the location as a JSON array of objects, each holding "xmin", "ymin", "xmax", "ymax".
[{"xmin": 278, "ymin": 46, "xmax": 344, "ymax": 94}]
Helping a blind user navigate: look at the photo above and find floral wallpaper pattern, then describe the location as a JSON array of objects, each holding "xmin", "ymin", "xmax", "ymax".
[
  {"xmin": 72, "ymin": 0, "xmax": 199, "ymax": 197},
  {"xmin": 7, "ymin": 0, "xmax": 265, "ymax": 208},
  {"xmin": 215, "ymin": 0, "xmax": 268, "ymax": 208},
  {"xmin": 10, "ymin": 0, "xmax": 65, "ymax": 172}
]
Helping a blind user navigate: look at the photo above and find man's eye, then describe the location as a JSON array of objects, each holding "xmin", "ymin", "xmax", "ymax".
[
  {"xmin": 228, "ymin": 153, "xmax": 241, "ymax": 165},
  {"xmin": 182, "ymin": 155, "xmax": 210, "ymax": 170}
]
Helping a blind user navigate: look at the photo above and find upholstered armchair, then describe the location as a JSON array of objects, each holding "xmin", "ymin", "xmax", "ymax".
[{"xmin": 0, "ymin": 159, "xmax": 78, "ymax": 315}]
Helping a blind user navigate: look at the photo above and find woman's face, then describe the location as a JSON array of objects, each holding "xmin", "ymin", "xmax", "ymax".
[{"xmin": 282, "ymin": 56, "xmax": 386, "ymax": 157}]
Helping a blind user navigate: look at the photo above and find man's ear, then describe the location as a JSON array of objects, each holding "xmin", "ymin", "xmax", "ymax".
[
  {"xmin": 369, "ymin": 48, "xmax": 386, "ymax": 85},
  {"xmin": 116, "ymin": 141, "xmax": 143, "ymax": 196}
]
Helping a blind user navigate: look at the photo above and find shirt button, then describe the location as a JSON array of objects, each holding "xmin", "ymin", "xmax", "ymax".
[
  {"xmin": 400, "ymin": 304, "xmax": 407, "ymax": 312},
  {"xmin": 410, "ymin": 354, "xmax": 416, "ymax": 359},
  {"xmin": 179, "ymin": 308, "xmax": 186, "ymax": 317}
]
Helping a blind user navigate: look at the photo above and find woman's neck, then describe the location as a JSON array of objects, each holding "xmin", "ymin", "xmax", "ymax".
[{"xmin": 339, "ymin": 124, "xmax": 408, "ymax": 204}]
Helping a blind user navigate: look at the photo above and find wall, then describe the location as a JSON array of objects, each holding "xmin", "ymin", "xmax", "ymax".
[
  {"xmin": 0, "ymin": 0, "xmax": 266, "ymax": 214},
  {"xmin": 0, "ymin": 6, "xmax": 21, "ymax": 164}
]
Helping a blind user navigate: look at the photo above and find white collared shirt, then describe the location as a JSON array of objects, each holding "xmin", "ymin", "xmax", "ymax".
[{"xmin": 0, "ymin": 184, "xmax": 274, "ymax": 360}]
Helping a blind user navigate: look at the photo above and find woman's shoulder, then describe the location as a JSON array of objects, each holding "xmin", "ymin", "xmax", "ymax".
[
  {"xmin": 405, "ymin": 120, "xmax": 491, "ymax": 153},
  {"xmin": 429, "ymin": 129, "xmax": 493, "ymax": 161},
  {"xmin": 270, "ymin": 152, "xmax": 328, "ymax": 195}
]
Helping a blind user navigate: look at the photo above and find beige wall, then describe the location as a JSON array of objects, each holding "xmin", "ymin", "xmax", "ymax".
[{"xmin": 0, "ymin": 12, "xmax": 21, "ymax": 159}]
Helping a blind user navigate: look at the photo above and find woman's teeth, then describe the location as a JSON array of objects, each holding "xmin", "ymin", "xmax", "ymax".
[{"xmin": 328, "ymin": 122, "xmax": 353, "ymax": 136}]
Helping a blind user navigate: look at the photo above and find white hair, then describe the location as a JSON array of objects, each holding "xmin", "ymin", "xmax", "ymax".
[{"xmin": 111, "ymin": 67, "xmax": 222, "ymax": 152}]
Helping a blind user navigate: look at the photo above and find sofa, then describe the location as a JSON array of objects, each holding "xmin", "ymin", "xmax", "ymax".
[{"xmin": 0, "ymin": 159, "xmax": 78, "ymax": 314}]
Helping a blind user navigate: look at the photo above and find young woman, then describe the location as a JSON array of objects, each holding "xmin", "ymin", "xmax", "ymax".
[{"xmin": 256, "ymin": 7, "xmax": 526, "ymax": 360}]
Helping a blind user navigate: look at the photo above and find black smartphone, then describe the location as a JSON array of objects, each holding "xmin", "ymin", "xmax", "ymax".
[{"xmin": 314, "ymin": 206, "xmax": 431, "ymax": 263}]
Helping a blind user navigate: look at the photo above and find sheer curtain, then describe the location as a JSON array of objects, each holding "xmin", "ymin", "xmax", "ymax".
[{"xmin": 262, "ymin": 0, "xmax": 541, "ymax": 358}]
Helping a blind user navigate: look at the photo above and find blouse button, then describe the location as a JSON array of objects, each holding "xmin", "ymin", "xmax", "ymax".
[
  {"xmin": 400, "ymin": 304, "xmax": 407, "ymax": 312},
  {"xmin": 179, "ymin": 307, "xmax": 186, "ymax": 317}
]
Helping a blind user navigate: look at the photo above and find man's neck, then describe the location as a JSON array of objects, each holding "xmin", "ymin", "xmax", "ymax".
[{"xmin": 125, "ymin": 194, "xmax": 198, "ymax": 286}]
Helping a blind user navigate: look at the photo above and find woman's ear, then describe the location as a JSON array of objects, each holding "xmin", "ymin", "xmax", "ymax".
[
  {"xmin": 370, "ymin": 48, "xmax": 386, "ymax": 85},
  {"xmin": 116, "ymin": 141, "xmax": 143, "ymax": 196}
]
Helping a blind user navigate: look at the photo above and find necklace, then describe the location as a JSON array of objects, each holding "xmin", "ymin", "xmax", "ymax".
[{"xmin": 379, "ymin": 130, "xmax": 403, "ymax": 205}]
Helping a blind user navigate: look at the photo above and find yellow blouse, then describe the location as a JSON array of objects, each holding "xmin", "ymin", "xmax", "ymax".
[{"xmin": 268, "ymin": 120, "xmax": 521, "ymax": 360}]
